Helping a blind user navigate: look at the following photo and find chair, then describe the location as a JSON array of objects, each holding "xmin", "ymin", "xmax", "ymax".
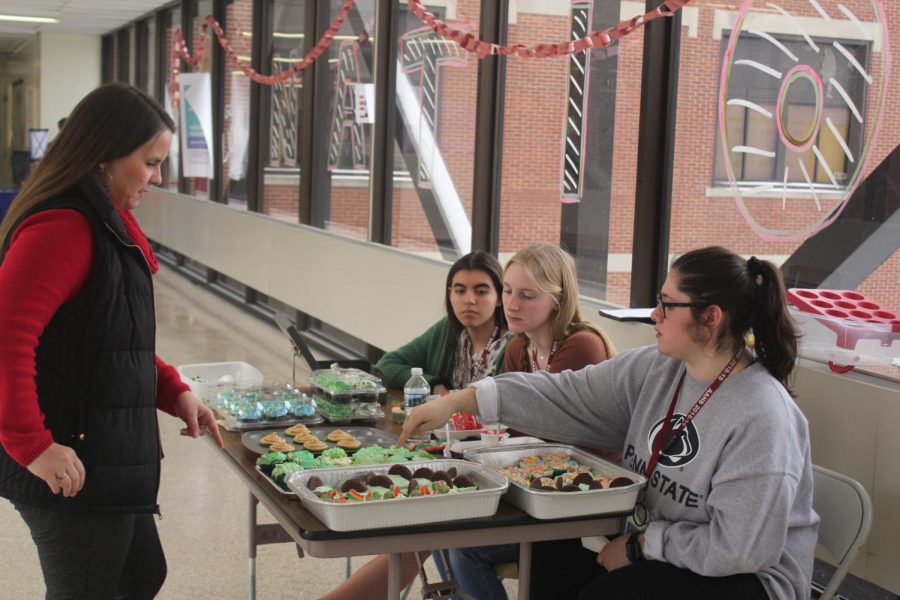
[{"xmin": 811, "ymin": 464, "xmax": 873, "ymax": 600}]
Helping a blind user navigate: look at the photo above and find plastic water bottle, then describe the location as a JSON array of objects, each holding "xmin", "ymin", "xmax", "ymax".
[{"xmin": 403, "ymin": 367, "xmax": 431, "ymax": 444}]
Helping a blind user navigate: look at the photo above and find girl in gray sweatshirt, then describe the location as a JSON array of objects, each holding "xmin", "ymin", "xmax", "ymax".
[{"xmin": 401, "ymin": 247, "xmax": 818, "ymax": 600}]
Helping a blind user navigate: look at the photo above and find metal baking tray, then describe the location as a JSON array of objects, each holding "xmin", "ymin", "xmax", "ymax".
[
  {"xmin": 255, "ymin": 465, "xmax": 295, "ymax": 496},
  {"xmin": 462, "ymin": 443, "xmax": 645, "ymax": 520},
  {"xmin": 286, "ymin": 459, "xmax": 509, "ymax": 531},
  {"xmin": 241, "ymin": 426, "xmax": 398, "ymax": 455},
  {"xmin": 254, "ymin": 446, "xmax": 441, "ymax": 497}
]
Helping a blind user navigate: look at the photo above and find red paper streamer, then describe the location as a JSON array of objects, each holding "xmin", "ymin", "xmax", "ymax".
[
  {"xmin": 167, "ymin": 0, "xmax": 693, "ymax": 110},
  {"xmin": 407, "ymin": 0, "xmax": 693, "ymax": 58},
  {"xmin": 169, "ymin": 0, "xmax": 356, "ymax": 108}
]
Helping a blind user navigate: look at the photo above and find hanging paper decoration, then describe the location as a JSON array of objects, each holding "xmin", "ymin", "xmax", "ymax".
[
  {"xmin": 718, "ymin": 0, "xmax": 891, "ymax": 241},
  {"xmin": 172, "ymin": 0, "xmax": 355, "ymax": 94},
  {"xmin": 406, "ymin": 0, "xmax": 693, "ymax": 59},
  {"xmin": 170, "ymin": 0, "xmax": 697, "ymax": 99}
]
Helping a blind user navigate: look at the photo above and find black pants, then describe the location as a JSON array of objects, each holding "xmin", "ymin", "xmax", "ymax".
[
  {"xmin": 14, "ymin": 502, "xmax": 167, "ymax": 600},
  {"xmin": 530, "ymin": 538, "xmax": 768, "ymax": 600}
]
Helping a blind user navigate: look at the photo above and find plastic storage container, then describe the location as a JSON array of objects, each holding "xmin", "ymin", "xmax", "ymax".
[
  {"xmin": 215, "ymin": 383, "xmax": 322, "ymax": 431},
  {"xmin": 177, "ymin": 361, "xmax": 264, "ymax": 405},
  {"xmin": 787, "ymin": 289, "xmax": 900, "ymax": 371},
  {"xmin": 311, "ymin": 364, "xmax": 386, "ymax": 423}
]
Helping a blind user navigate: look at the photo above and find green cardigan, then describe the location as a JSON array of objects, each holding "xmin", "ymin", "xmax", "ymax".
[{"xmin": 375, "ymin": 317, "xmax": 507, "ymax": 389}]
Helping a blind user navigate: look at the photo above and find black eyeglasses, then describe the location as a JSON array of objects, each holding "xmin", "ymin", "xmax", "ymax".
[{"xmin": 656, "ymin": 293, "xmax": 698, "ymax": 319}]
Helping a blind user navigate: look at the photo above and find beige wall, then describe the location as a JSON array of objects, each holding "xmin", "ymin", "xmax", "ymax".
[{"xmin": 38, "ymin": 32, "xmax": 101, "ymax": 140}]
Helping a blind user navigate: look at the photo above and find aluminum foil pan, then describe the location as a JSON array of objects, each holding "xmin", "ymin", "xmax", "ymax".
[
  {"xmin": 463, "ymin": 443, "xmax": 645, "ymax": 520},
  {"xmin": 286, "ymin": 459, "xmax": 508, "ymax": 531}
]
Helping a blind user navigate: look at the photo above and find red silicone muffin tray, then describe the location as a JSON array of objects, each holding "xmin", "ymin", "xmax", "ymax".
[{"xmin": 787, "ymin": 289, "xmax": 900, "ymax": 349}]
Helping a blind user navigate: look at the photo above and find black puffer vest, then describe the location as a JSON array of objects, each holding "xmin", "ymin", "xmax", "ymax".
[{"xmin": 0, "ymin": 175, "xmax": 160, "ymax": 513}]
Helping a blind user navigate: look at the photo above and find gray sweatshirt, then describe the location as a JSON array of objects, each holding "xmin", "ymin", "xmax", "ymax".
[{"xmin": 473, "ymin": 345, "xmax": 818, "ymax": 600}]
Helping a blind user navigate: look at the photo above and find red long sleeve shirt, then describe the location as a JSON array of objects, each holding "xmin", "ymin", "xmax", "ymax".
[{"xmin": 0, "ymin": 207, "xmax": 189, "ymax": 467}]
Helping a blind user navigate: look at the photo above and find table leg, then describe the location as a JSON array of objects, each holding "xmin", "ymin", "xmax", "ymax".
[
  {"xmin": 517, "ymin": 541, "xmax": 532, "ymax": 600},
  {"xmin": 388, "ymin": 552, "xmax": 402, "ymax": 600},
  {"xmin": 248, "ymin": 492, "xmax": 258, "ymax": 600}
]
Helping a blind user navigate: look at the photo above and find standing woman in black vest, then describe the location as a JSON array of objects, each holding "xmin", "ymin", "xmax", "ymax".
[{"xmin": 0, "ymin": 82, "xmax": 223, "ymax": 599}]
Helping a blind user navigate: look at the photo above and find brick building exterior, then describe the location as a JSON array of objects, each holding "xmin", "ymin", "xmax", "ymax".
[{"xmin": 184, "ymin": 1, "xmax": 898, "ymax": 314}]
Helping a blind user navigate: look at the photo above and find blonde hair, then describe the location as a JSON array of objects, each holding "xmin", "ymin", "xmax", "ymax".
[{"xmin": 505, "ymin": 244, "xmax": 614, "ymax": 355}]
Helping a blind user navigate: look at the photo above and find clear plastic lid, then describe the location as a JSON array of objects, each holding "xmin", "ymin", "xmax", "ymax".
[{"xmin": 311, "ymin": 364, "xmax": 386, "ymax": 397}]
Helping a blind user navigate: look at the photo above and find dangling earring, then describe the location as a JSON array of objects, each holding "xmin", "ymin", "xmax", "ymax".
[{"xmin": 98, "ymin": 166, "xmax": 113, "ymax": 193}]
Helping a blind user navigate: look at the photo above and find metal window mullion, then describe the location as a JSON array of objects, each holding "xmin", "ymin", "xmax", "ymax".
[
  {"xmin": 102, "ymin": 35, "xmax": 113, "ymax": 82},
  {"xmin": 178, "ymin": 1, "xmax": 194, "ymax": 195},
  {"xmin": 297, "ymin": 0, "xmax": 320, "ymax": 225},
  {"xmin": 154, "ymin": 11, "xmax": 168, "ymax": 102},
  {"xmin": 301, "ymin": 2, "xmax": 336, "ymax": 229},
  {"xmin": 470, "ymin": 0, "xmax": 508, "ymax": 254},
  {"xmin": 247, "ymin": 0, "xmax": 274, "ymax": 214},
  {"xmin": 629, "ymin": 0, "xmax": 681, "ymax": 308},
  {"xmin": 136, "ymin": 19, "xmax": 148, "ymax": 91},
  {"xmin": 368, "ymin": 0, "xmax": 399, "ymax": 245},
  {"xmin": 209, "ymin": 0, "xmax": 227, "ymax": 204},
  {"xmin": 117, "ymin": 29, "xmax": 130, "ymax": 81}
]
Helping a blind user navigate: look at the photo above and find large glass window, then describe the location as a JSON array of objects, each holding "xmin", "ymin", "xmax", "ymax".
[
  {"xmin": 221, "ymin": 0, "xmax": 254, "ymax": 208},
  {"xmin": 388, "ymin": 1, "xmax": 479, "ymax": 262},
  {"xmin": 312, "ymin": 0, "xmax": 376, "ymax": 240},
  {"xmin": 129, "ymin": 25, "xmax": 138, "ymax": 86},
  {"xmin": 184, "ymin": 0, "xmax": 215, "ymax": 199},
  {"xmin": 146, "ymin": 17, "xmax": 157, "ymax": 99},
  {"xmin": 109, "ymin": 32, "xmax": 120, "ymax": 81},
  {"xmin": 262, "ymin": 0, "xmax": 308, "ymax": 222},
  {"xmin": 116, "ymin": 29, "xmax": 129, "ymax": 81},
  {"xmin": 163, "ymin": 8, "xmax": 182, "ymax": 191},
  {"xmin": 671, "ymin": 0, "xmax": 897, "ymax": 377},
  {"xmin": 714, "ymin": 36, "xmax": 866, "ymax": 188},
  {"xmin": 497, "ymin": 1, "xmax": 644, "ymax": 305},
  {"xmin": 102, "ymin": 34, "xmax": 115, "ymax": 82}
]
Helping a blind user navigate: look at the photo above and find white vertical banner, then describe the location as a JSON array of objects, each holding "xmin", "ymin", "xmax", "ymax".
[
  {"xmin": 163, "ymin": 85, "xmax": 180, "ymax": 181},
  {"xmin": 228, "ymin": 73, "xmax": 251, "ymax": 181},
  {"xmin": 177, "ymin": 72, "xmax": 214, "ymax": 178},
  {"xmin": 352, "ymin": 83, "xmax": 375, "ymax": 124}
]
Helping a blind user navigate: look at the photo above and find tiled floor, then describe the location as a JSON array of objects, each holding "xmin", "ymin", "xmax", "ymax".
[{"xmin": 0, "ymin": 264, "xmax": 482, "ymax": 599}]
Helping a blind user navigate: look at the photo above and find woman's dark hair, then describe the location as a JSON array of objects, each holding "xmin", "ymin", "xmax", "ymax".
[
  {"xmin": 0, "ymin": 82, "xmax": 176, "ymax": 244},
  {"xmin": 444, "ymin": 251, "xmax": 507, "ymax": 358},
  {"xmin": 672, "ymin": 246, "xmax": 799, "ymax": 394}
]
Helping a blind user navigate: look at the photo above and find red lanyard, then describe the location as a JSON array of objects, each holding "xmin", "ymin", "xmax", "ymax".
[
  {"xmin": 529, "ymin": 339, "xmax": 560, "ymax": 373},
  {"xmin": 465, "ymin": 324, "xmax": 500, "ymax": 383},
  {"xmin": 644, "ymin": 347, "xmax": 743, "ymax": 484}
]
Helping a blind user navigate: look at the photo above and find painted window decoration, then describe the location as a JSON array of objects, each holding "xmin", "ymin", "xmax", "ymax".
[
  {"xmin": 561, "ymin": 2, "xmax": 593, "ymax": 203},
  {"xmin": 717, "ymin": 0, "xmax": 890, "ymax": 241},
  {"xmin": 269, "ymin": 1, "xmax": 306, "ymax": 170},
  {"xmin": 327, "ymin": 37, "xmax": 373, "ymax": 172}
]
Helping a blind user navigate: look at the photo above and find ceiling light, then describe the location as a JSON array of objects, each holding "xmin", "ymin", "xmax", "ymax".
[{"xmin": 0, "ymin": 14, "xmax": 59, "ymax": 24}]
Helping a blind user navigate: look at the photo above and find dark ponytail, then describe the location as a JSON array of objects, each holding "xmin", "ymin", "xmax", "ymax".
[{"xmin": 672, "ymin": 247, "xmax": 799, "ymax": 394}]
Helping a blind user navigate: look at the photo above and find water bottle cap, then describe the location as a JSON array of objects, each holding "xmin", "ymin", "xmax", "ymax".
[{"xmin": 411, "ymin": 367, "xmax": 423, "ymax": 376}]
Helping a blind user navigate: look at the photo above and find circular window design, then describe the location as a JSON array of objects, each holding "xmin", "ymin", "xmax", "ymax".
[{"xmin": 718, "ymin": 0, "xmax": 891, "ymax": 241}]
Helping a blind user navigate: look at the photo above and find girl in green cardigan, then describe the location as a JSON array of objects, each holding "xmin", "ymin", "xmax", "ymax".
[
  {"xmin": 322, "ymin": 252, "xmax": 511, "ymax": 600},
  {"xmin": 375, "ymin": 251, "xmax": 513, "ymax": 392}
]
